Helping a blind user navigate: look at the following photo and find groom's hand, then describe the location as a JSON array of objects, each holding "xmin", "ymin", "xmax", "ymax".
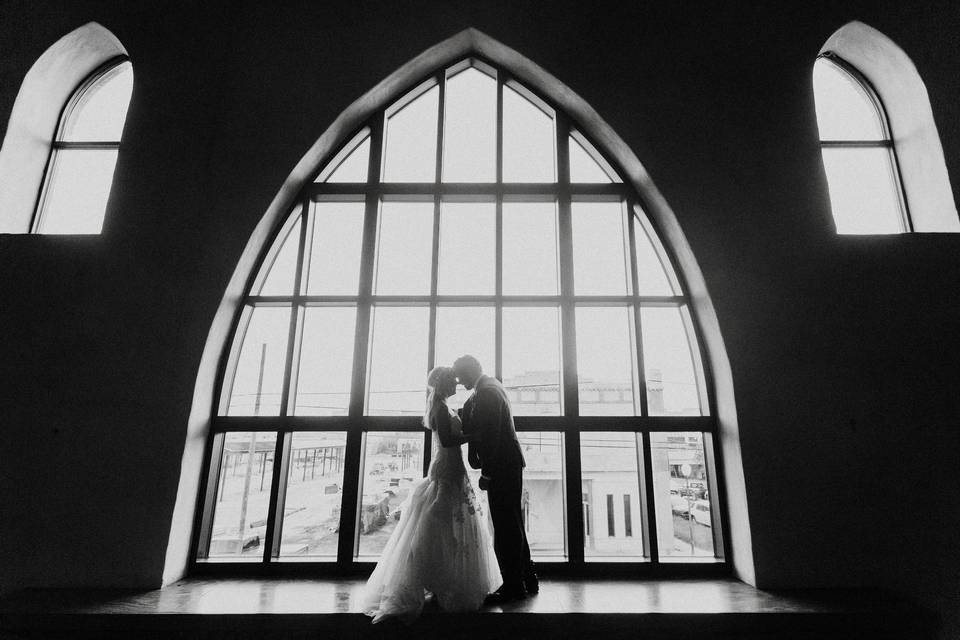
[{"xmin": 478, "ymin": 475, "xmax": 491, "ymax": 491}]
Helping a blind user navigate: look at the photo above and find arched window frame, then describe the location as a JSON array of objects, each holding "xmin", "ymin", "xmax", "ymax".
[
  {"xmin": 814, "ymin": 52, "xmax": 912, "ymax": 234},
  {"xmin": 816, "ymin": 21, "xmax": 958, "ymax": 233},
  {"xmin": 184, "ymin": 52, "xmax": 735, "ymax": 578},
  {"xmin": 31, "ymin": 55, "xmax": 132, "ymax": 234}
]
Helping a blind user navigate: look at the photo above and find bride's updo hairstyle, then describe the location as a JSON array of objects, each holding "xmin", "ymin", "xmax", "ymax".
[{"xmin": 424, "ymin": 366, "xmax": 457, "ymax": 428}]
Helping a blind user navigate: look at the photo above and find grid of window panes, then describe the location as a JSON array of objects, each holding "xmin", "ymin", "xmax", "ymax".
[
  {"xmin": 196, "ymin": 59, "xmax": 723, "ymax": 569},
  {"xmin": 33, "ymin": 59, "xmax": 133, "ymax": 234},
  {"xmin": 813, "ymin": 55, "xmax": 908, "ymax": 234}
]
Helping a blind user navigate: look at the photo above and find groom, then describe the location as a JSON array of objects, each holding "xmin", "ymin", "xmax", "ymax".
[{"xmin": 454, "ymin": 355, "xmax": 538, "ymax": 604}]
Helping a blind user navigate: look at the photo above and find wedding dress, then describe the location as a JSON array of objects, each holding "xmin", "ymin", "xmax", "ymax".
[{"xmin": 360, "ymin": 407, "xmax": 501, "ymax": 623}]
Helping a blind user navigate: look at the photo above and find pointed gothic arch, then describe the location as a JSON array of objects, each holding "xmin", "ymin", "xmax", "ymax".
[{"xmin": 165, "ymin": 29, "xmax": 752, "ymax": 585}]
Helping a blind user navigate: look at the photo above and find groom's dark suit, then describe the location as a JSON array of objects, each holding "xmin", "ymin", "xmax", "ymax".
[{"xmin": 462, "ymin": 374, "xmax": 532, "ymax": 593}]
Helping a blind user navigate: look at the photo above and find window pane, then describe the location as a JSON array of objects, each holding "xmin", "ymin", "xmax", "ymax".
[
  {"xmin": 62, "ymin": 61, "xmax": 133, "ymax": 142},
  {"xmin": 382, "ymin": 85, "xmax": 439, "ymax": 182},
  {"xmin": 581, "ymin": 432, "xmax": 644, "ymax": 560},
  {"xmin": 442, "ymin": 67, "xmax": 496, "ymax": 182},
  {"xmin": 324, "ymin": 136, "xmax": 370, "ymax": 183},
  {"xmin": 438, "ymin": 200, "xmax": 495, "ymax": 294},
  {"xmin": 813, "ymin": 58, "xmax": 885, "ymax": 142},
  {"xmin": 305, "ymin": 201, "xmax": 365, "ymax": 295},
  {"xmin": 634, "ymin": 216, "xmax": 676, "ymax": 295},
  {"xmin": 576, "ymin": 307, "xmax": 638, "ymax": 416},
  {"xmin": 278, "ymin": 432, "xmax": 346, "ymax": 559},
  {"xmin": 502, "ymin": 85, "xmax": 555, "ymax": 182},
  {"xmin": 434, "ymin": 306, "xmax": 495, "ymax": 411},
  {"xmin": 641, "ymin": 306, "xmax": 703, "ymax": 416},
  {"xmin": 366, "ymin": 306, "xmax": 429, "ymax": 415},
  {"xmin": 37, "ymin": 149, "xmax": 118, "ymax": 234},
  {"xmin": 294, "ymin": 307, "xmax": 356, "ymax": 416},
  {"xmin": 502, "ymin": 201, "xmax": 558, "ymax": 295},
  {"xmin": 650, "ymin": 432, "xmax": 716, "ymax": 560},
  {"xmin": 572, "ymin": 201, "xmax": 629, "ymax": 295},
  {"xmin": 374, "ymin": 201, "xmax": 434, "ymax": 294},
  {"xmin": 255, "ymin": 216, "xmax": 301, "ymax": 296},
  {"xmin": 356, "ymin": 432, "xmax": 425, "ymax": 558},
  {"xmin": 225, "ymin": 307, "xmax": 291, "ymax": 416},
  {"xmin": 821, "ymin": 147, "xmax": 904, "ymax": 234},
  {"xmin": 207, "ymin": 432, "xmax": 277, "ymax": 560},
  {"xmin": 502, "ymin": 307, "xmax": 561, "ymax": 416},
  {"xmin": 570, "ymin": 136, "xmax": 613, "ymax": 183},
  {"xmin": 519, "ymin": 432, "xmax": 566, "ymax": 558}
]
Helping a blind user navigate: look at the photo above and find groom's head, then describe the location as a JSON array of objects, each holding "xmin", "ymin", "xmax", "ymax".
[{"xmin": 453, "ymin": 355, "xmax": 483, "ymax": 390}]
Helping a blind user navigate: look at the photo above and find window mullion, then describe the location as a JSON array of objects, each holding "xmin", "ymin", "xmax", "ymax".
[
  {"xmin": 495, "ymin": 74, "xmax": 504, "ymax": 380},
  {"xmin": 555, "ymin": 113, "xmax": 583, "ymax": 564},
  {"xmin": 338, "ymin": 116, "xmax": 384, "ymax": 566},
  {"xmin": 639, "ymin": 431, "xmax": 660, "ymax": 563},
  {"xmin": 627, "ymin": 203, "xmax": 649, "ymax": 417}
]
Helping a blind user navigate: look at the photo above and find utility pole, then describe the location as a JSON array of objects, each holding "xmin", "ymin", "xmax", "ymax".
[{"xmin": 236, "ymin": 343, "xmax": 267, "ymax": 554}]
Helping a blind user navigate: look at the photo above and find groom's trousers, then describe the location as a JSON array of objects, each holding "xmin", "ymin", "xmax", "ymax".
[{"xmin": 487, "ymin": 471, "xmax": 533, "ymax": 590}]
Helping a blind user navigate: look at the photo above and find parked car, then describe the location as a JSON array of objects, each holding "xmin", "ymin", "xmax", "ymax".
[{"xmin": 690, "ymin": 500, "xmax": 711, "ymax": 527}]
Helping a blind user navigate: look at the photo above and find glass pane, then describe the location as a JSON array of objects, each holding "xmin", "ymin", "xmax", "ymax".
[
  {"xmin": 572, "ymin": 201, "xmax": 629, "ymax": 295},
  {"xmin": 502, "ymin": 85, "xmax": 555, "ymax": 182},
  {"xmin": 581, "ymin": 432, "xmax": 644, "ymax": 560},
  {"xmin": 519, "ymin": 432, "xmax": 565, "ymax": 558},
  {"xmin": 813, "ymin": 58, "xmax": 886, "ymax": 142},
  {"xmin": 502, "ymin": 201, "xmax": 558, "ymax": 295},
  {"xmin": 438, "ymin": 200, "xmax": 495, "ymax": 294},
  {"xmin": 373, "ymin": 200, "xmax": 434, "ymax": 294},
  {"xmin": 207, "ymin": 432, "xmax": 277, "ymax": 560},
  {"xmin": 294, "ymin": 307, "xmax": 356, "ymax": 416},
  {"xmin": 570, "ymin": 136, "xmax": 613, "ymax": 183},
  {"xmin": 382, "ymin": 85, "xmax": 439, "ymax": 182},
  {"xmin": 356, "ymin": 432, "xmax": 425, "ymax": 557},
  {"xmin": 576, "ymin": 307, "xmax": 638, "ymax": 416},
  {"xmin": 434, "ymin": 306, "xmax": 495, "ymax": 411},
  {"xmin": 821, "ymin": 147, "xmax": 904, "ymax": 234},
  {"xmin": 37, "ymin": 149, "xmax": 118, "ymax": 234},
  {"xmin": 641, "ymin": 306, "xmax": 702, "ymax": 416},
  {"xmin": 225, "ymin": 307, "xmax": 291, "ymax": 416},
  {"xmin": 305, "ymin": 201, "xmax": 364, "ymax": 295},
  {"xmin": 62, "ymin": 61, "xmax": 133, "ymax": 142},
  {"xmin": 442, "ymin": 67, "xmax": 496, "ymax": 182},
  {"xmin": 650, "ymin": 432, "xmax": 716, "ymax": 559},
  {"xmin": 634, "ymin": 217, "xmax": 676, "ymax": 295},
  {"xmin": 278, "ymin": 432, "xmax": 347, "ymax": 559},
  {"xmin": 502, "ymin": 307, "xmax": 562, "ymax": 416},
  {"xmin": 324, "ymin": 137, "xmax": 370, "ymax": 183},
  {"xmin": 255, "ymin": 217, "xmax": 301, "ymax": 296},
  {"xmin": 366, "ymin": 306, "xmax": 429, "ymax": 415}
]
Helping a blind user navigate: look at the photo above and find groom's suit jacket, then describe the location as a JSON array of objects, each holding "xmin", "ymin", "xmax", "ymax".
[{"xmin": 463, "ymin": 375, "xmax": 525, "ymax": 486}]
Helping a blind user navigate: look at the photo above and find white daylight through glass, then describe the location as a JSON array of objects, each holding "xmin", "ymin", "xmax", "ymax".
[{"xmin": 198, "ymin": 58, "xmax": 721, "ymax": 569}]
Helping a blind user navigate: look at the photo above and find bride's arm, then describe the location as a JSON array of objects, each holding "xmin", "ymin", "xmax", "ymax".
[{"xmin": 436, "ymin": 409, "xmax": 473, "ymax": 448}]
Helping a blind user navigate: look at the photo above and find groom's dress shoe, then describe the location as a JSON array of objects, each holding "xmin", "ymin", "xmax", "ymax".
[
  {"xmin": 483, "ymin": 585, "xmax": 527, "ymax": 606},
  {"xmin": 523, "ymin": 572, "xmax": 539, "ymax": 594}
]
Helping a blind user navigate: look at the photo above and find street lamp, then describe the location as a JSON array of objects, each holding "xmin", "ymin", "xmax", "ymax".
[{"xmin": 680, "ymin": 463, "xmax": 694, "ymax": 555}]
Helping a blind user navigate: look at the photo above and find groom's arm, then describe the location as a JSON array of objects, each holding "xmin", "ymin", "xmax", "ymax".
[{"xmin": 472, "ymin": 388, "xmax": 503, "ymax": 483}]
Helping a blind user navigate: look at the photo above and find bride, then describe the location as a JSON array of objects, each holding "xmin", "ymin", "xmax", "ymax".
[{"xmin": 360, "ymin": 366, "xmax": 502, "ymax": 623}]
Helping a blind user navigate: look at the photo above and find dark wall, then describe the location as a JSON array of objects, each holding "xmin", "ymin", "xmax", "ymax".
[{"xmin": 1, "ymin": 0, "xmax": 958, "ymax": 636}]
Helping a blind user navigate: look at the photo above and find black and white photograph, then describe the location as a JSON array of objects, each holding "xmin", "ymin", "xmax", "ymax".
[{"xmin": 0, "ymin": 1, "xmax": 957, "ymax": 638}]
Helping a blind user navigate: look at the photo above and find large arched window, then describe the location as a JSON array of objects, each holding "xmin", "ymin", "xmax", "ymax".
[
  {"xmin": 193, "ymin": 59, "xmax": 724, "ymax": 571},
  {"xmin": 813, "ymin": 55, "xmax": 908, "ymax": 234},
  {"xmin": 32, "ymin": 58, "xmax": 133, "ymax": 234}
]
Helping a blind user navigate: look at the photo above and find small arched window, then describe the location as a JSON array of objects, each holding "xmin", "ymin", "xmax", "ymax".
[
  {"xmin": 813, "ymin": 55, "xmax": 908, "ymax": 234},
  {"xmin": 32, "ymin": 58, "xmax": 133, "ymax": 234}
]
